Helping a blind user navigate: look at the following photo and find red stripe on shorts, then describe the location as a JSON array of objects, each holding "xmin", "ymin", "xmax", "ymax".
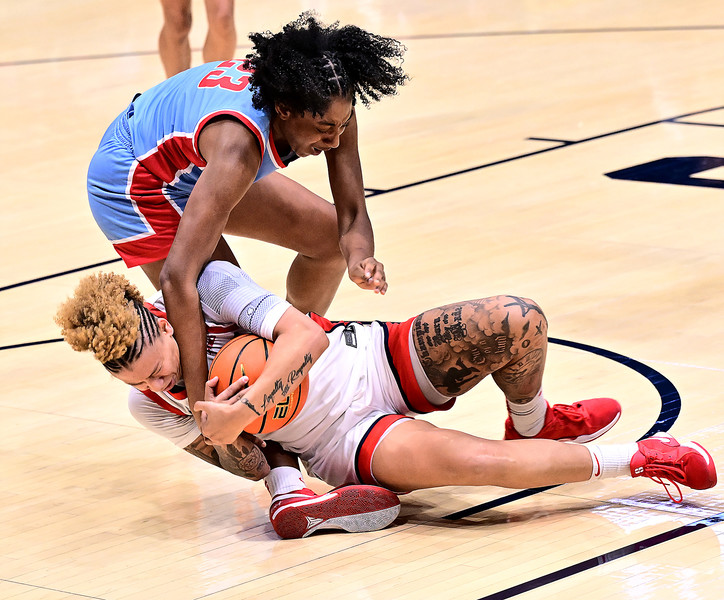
[
  {"xmin": 355, "ymin": 414, "xmax": 411, "ymax": 485},
  {"xmin": 385, "ymin": 317, "xmax": 456, "ymax": 414},
  {"xmin": 115, "ymin": 135, "xmax": 203, "ymax": 267}
]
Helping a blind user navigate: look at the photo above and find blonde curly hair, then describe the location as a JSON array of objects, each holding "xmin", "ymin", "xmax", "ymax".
[{"xmin": 55, "ymin": 272, "xmax": 160, "ymax": 372}]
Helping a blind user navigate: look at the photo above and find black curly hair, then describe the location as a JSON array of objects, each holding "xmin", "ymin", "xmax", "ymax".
[{"xmin": 245, "ymin": 12, "xmax": 408, "ymax": 116}]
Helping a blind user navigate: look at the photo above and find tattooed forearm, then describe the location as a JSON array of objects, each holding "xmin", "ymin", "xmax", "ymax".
[
  {"xmin": 184, "ymin": 436, "xmax": 223, "ymax": 468},
  {"xmin": 242, "ymin": 399, "xmax": 262, "ymax": 416},
  {"xmin": 216, "ymin": 436, "xmax": 270, "ymax": 481},
  {"xmin": 288, "ymin": 354, "xmax": 312, "ymax": 385},
  {"xmin": 260, "ymin": 353, "xmax": 313, "ymax": 412}
]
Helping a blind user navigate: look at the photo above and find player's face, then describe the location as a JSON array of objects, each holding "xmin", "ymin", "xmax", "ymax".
[
  {"xmin": 273, "ymin": 96, "xmax": 354, "ymax": 158},
  {"xmin": 115, "ymin": 319, "xmax": 182, "ymax": 393}
]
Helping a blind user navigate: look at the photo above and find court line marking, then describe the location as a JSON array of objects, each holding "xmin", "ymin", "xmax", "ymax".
[
  {"xmin": 365, "ymin": 105, "xmax": 724, "ymax": 197},
  {"xmin": 476, "ymin": 511, "xmax": 724, "ymax": 600},
  {"xmin": 5, "ymin": 25, "xmax": 724, "ymax": 68},
  {"xmin": 0, "ymin": 258, "xmax": 121, "ymax": 292},
  {"xmin": 2, "ymin": 105, "xmax": 722, "ymax": 294},
  {"xmin": 442, "ymin": 336, "xmax": 681, "ymax": 521},
  {"xmin": 0, "ymin": 578, "xmax": 105, "ymax": 600}
]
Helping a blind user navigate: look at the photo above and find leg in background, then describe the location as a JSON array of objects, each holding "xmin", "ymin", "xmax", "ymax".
[
  {"xmin": 158, "ymin": 0, "xmax": 193, "ymax": 77},
  {"xmin": 203, "ymin": 0, "xmax": 237, "ymax": 62}
]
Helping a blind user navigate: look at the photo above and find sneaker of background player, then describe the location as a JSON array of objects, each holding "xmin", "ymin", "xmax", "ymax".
[
  {"xmin": 269, "ymin": 485, "xmax": 401, "ymax": 539},
  {"xmin": 504, "ymin": 397, "xmax": 622, "ymax": 443},
  {"xmin": 630, "ymin": 432, "xmax": 717, "ymax": 503}
]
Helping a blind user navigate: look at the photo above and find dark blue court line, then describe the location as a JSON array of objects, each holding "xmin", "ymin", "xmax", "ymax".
[
  {"xmin": 672, "ymin": 120, "xmax": 724, "ymax": 128},
  {"xmin": 443, "ymin": 336, "xmax": 681, "ymax": 520},
  {"xmin": 0, "ymin": 339, "xmax": 64, "ymax": 351},
  {"xmin": 0, "ymin": 258, "xmax": 121, "ymax": 292},
  {"xmin": 477, "ymin": 511, "xmax": 724, "ymax": 600},
  {"xmin": 365, "ymin": 105, "xmax": 724, "ymax": 197},
  {"xmin": 4, "ymin": 106, "xmax": 722, "ymax": 292}
]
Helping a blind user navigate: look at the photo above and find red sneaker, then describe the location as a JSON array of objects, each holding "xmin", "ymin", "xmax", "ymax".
[
  {"xmin": 631, "ymin": 433, "xmax": 717, "ymax": 503},
  {"xmin": 504, "ymin": 397, "xmax": 621, "ymax": 442},
  {"xmin": 269, "ymin": 485, "xmax": 400, "ymax": 539}
]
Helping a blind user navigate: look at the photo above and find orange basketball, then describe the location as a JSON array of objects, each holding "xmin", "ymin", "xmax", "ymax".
[{"xmin": 208, "ymin": 334, "xmax": 308, "ymax": 434}]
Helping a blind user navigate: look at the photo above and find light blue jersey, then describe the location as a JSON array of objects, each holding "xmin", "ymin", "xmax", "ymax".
[{"xmin": 87, "ymin": 60, "xmax": 293, "ymax": 267}]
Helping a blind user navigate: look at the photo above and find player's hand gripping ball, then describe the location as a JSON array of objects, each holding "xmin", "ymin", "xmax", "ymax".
[{"xmin": 209, "ymin": 334, "xmax": 308, "ymax": 434}]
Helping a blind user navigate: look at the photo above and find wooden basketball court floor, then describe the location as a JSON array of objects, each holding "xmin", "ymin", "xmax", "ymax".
[{"xmin": 2, "ymin": 1, "xmax": 723, "ymax": 598}]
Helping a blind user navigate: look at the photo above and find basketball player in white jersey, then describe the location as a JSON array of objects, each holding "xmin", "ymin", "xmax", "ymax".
[
  {"xmin": 55, "ymin": 265, "xmax": 400, "ymax": 539},
  {"xmin": 57, "ymin": 261, "xmax": 717, "ymax": 529}
]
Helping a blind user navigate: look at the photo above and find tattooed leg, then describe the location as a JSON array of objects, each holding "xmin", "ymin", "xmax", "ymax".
[{"xmin": 412, "ymin": 295, "xmax": 548, "ymax": 401}]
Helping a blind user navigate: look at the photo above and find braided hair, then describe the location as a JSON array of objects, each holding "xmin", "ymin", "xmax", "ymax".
[
  {"xmin": 245, "ymin": 12, "xmax": 408, "ymax": 116},
  {"xmin": 55, "ymin": 273, "xmax": 160, "ymax": 373}
]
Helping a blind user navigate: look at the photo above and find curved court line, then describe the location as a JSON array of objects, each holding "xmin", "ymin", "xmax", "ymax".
[{"xmin": 443, "ymin": 336, "xmax": 682, "ymax": 520}]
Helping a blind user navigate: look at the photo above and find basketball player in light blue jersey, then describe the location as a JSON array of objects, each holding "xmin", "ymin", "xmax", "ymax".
[{"xmin": 87, "ymin": 12, "xmax": 408, "ymax": 439}]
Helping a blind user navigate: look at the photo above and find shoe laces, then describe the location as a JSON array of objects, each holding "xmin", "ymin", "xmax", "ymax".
[
  {"xmin": 639, "ymin": 454, "xmax": 685, "ymax": 503},
  {"xmin": 646, "ymin": 473, "xmax": 683, "ymax": 503}
]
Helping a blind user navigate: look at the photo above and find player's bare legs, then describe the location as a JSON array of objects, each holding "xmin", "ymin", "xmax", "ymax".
[
  {"xmin": 225, "ymin": 172, "xmax": 346, "ymax": 316},
  {"xmin": 372, "ymin": 420, "xmax": 593, "ymax": 491},
  {"xmin": 203, "ymin": 0, "xmax": 236, "ymax": 63},
  {"xmin": 371, "ymin": 295, "xmax": 591, "ymax": 490},
  {"xmin": 412, "ymin": 296, "xmax": 621, "ymax": 442},
  {"xmin": 159, "ymin": 0, "xmax": 193, "ymax": 77},
  {"xmin": 374, "ymin": 296, "xmax": 716, "ymax": 499}
]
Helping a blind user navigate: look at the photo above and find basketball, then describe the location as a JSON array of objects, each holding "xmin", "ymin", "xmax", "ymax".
[{"xmin": 208, "ymin": 334, "xmax": 308, "ymax": 434}]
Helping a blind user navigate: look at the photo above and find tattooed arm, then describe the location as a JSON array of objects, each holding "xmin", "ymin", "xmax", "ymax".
[
  {"xmin": 184, "ymin": 433, "xmax": 270, "ymax": 480},
  {"xmin": 197, "ymin": 306, "xmax": 329, "ymax": 445}
]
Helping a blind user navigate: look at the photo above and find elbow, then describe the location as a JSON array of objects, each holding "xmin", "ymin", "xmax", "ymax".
[
  {"xmin": 159, "ymin": 262, "xmax": 177, "ymax": 291},
  {"xmin": 304, "ymin": 319, "xmax": 329, "ymax": 361},
  {"xmin": 299, "ymin": 318, "xmax": 329, "ymax": 359},
  {"xmin": 312, "ymin": 323, "xmax": 330, "ymax": 357},
  {"xmin": 159, "ymin": 262, "xmax": 193, "ymax": 298}
]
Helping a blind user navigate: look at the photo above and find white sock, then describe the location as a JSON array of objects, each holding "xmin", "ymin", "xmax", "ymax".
[
  {"xmin": 264, "ymin": 466, "xmax": 307, "ymax": 499},
  {"xmin": 586, "ymin": 443, "xmax": 638, "ymax": 480},
  {"xmin": 507, "ymin": 389, "xmax": 548, "ymax": 436}
]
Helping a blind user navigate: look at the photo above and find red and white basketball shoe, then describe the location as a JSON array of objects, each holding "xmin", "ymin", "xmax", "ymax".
[
  {"xmin": 504, "ymin": 397, "xmax": 621, "ymax": 443},
  {"xmin": 630, "ymin": 432, "xmax": 717, "ymax": 503},
  {"xmin": 269, "ymin": 485, "xmax": 400, "ymax": 539}
]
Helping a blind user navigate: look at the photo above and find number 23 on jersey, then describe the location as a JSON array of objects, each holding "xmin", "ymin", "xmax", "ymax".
[{"xmin": 198, "ymin": 60, "xmax": 252, "ymax": 91}]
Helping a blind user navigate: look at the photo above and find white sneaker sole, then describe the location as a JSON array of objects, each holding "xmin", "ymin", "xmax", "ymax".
[{"xmin": 303, "ymin": 504, "xmax": 401, "ymax": 538}]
